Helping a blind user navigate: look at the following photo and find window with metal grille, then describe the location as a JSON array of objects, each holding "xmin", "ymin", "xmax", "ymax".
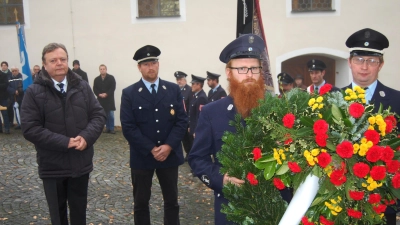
[
  {"xmin": 0, "ymin": 0, "xmax": 24, "ymax": 25},
  {"xmin": 292, "ymin": 0, "xmax": 333, "ymax": 12},
  {"xmin": 137, "ymin": 0, "xmax": 180, "ymax": 18}
]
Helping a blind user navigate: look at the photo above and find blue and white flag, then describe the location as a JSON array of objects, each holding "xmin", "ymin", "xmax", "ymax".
[{"xmin": 16, "ymin": 22, "xmax": 32, "ymax": 91}]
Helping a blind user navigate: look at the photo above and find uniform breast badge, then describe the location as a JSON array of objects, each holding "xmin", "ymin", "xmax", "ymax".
[{"xmin": 170, "ymin": 109, "xmax": 175, "ymax": 115}]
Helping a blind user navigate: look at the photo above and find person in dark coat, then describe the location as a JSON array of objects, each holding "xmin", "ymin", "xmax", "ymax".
[
  {"xmin": 120, "ymin": 45, "xmax": 188, "ymax": 225},
  {"xmin": 294, "ymin": 74, "xmax": 307, "ymax": 90},
  {"xmin": 7, "ymin": 66, "xmax": 24, "ymax": 129},
  {"xmin": 72, "ymin": 60, "xmax": 89, "ymax": 83},
  {"xmin": 21, "ymin": 43, "xmax": 106, "ymax": 225},
  {"xmin": 306, "ymin": 59, "xmax": 340, "ymax": 93},
  {"xmin": 174, "ymin": 71, "xmax": 192, "ymax": 160},
  {"xmin": 277, "ymin": 72, "xmax": 294, "ymax": 96},
  {"xmin": 188, "ymin": 74, "xmax": 207, "ymax": 138},
  {"xmin": 0, "ymin": 69, "xmax": 10, "ymax": 134},
  {"xmin": 343, "ymin": 28, "xmax": 400, "ymax": 225},
  {"xmin": 93, "ymin": 64, "xmax": 116, "ymax": 134},
  {"xmin": 206, "ymin": 71, "xmax": 227, "ymax": 103},
  {"xmin": 32, "ymin": 65, "xmax": 41, "ymax": 81},
  {"xmin": 188, "ymin": 34, "xmax": 292, "ymax": 224}
]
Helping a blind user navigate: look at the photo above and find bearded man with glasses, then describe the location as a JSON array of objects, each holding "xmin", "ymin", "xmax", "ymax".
[{"xmin": 344, "ymin": 28, "xmax": 400, "ymax": 225}]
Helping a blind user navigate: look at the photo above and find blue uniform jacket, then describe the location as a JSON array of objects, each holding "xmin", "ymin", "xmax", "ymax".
[
  {"xmin": 120, "ymin": 78, "xmax": 188, "ymax": 169},
  {"xmin": 208, "ymin": 85, "xmax": 227, "ymax": 103},
  {"xmin": 188, "ymin": 89, "xmax": 208, "ymax": 135}
]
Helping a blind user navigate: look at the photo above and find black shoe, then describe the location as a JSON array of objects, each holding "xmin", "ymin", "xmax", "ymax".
[
  {"xmin": 109, "ymin": 130, "xmax": 116, "ymax": 134},
  {"xmin": 15, "ymin": 126, "xmax": 21, "ymax": 130},
  {"xmin": 103, "ymin": 129, "xmax": 110, "ymax": 133}
]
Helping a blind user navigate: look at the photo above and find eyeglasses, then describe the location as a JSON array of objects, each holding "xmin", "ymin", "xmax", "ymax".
[
  {"xmin": 48, "ymin": 58, "xmax": 68, "ymax": 64},
  {"xmin": 351, "ymin": 57, "xmax": 380, "ymax": 67},
  {"xmin": 229, "ymin": 67, "xmax": 262, "ymax": 74}
]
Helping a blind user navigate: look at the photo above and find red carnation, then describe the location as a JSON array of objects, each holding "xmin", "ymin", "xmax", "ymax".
[
  {"xmin": 368, "ymin": 193, "xmax": 381, "ymax": 204},
  {"xmin": 381, "ymin": 146, "xmax": 395, "ymax": 163},
  {"xmin": 313, "ymin": 119, "xmax": 329, "ymax": 134},
  {"xmin": 273, "ymin": 177, "xmax": 285, "ymax": 190},
  {"xmin": 364, "ymin": 130, "xmax": 380, "ymax": 145},
  {"xmin": 353, "ymin": 162, "xmax": 370, "ymax": 178},
  {"xmin": 246, "ymin": 172, "xmax": 258, "ymax": 186},
  {"xmin": 392, "ymin": 173, "xmax": 400, "ymax": 188},
  {"xmin": 301, "ymin": 217, "xmax": 314, "ymax": 225},
  {"xmin": 284, "ymin": 137, "xmax": 293, "ymax": 145},
  {"xmin": 330, "ymin": 169, "xmax": 347, "ymax": 186},
  {"xmin": 386, "ymin": 160, "xmax": 400, "ymax": 174},
  {"xmin": 349, "ymin": 103, "xmax": 365, "ymax": 119},
  {"xmin": 317, "ymin": 152, "xmax": 331, "ymax": 168},
  {"xmin": 349, "ymin": 190, "xmax": 364, "ymax": 201},
  {"xmin": 288, "ymin": 161, "xmax": 302, "ymax": 173},
  {"xmin": 252, "ymin": 147, "xmax": 262, "ymax": 161},
  {"xmin": 319, "ymin": 215, "xmax": 334, "ymax": 225},
  {"xmin": 370, "ymin": 166, "xmax": 386, "ymax": 181},
  {"xmin": 366, "ymin": 145, "xmax": 382, "ymax": 162},
  {"xmin": 384, "ymin": 115, "xmax": 397, "ymax": 133},
  {"xmin": 283, "ymin": 113, "xmax": 296, "ymax": 128},
  {"xmin": 319, "ymin": 84, "xmax": 332, "ymax": 96},
  {"xmin": 347, "ymin": 208, "xmax": 362, "ymax": 219},
  {"xmin": 315, "ymin": 133, "xmax": 328, "ymax": 147},
  {"xmin": 336, "ymin": 141, "xmax": 354, "ymax": 158},
  {"xmin": 373, "ymin": 204, "xmax": 387, "ymax": 214},
  {"xmin": 384, "ymin": 199, "xmax": 396, "ymax": 205}
]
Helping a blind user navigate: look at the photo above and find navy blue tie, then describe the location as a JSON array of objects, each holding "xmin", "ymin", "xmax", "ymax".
[
  {"xmin": 151, "ymin": 84, "xmax": 157, "ymax": 98},
  {"xmin": 57, "ymin": 83, "xmax": 66, "ymax": 96}
]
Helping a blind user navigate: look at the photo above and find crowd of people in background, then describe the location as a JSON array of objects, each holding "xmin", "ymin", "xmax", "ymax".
[{"xmin": 1, "ymin": 27, "xmax": 399, "ymax": 225}]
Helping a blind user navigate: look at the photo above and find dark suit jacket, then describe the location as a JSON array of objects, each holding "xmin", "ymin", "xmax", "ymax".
[
  {"xmin": 180, "ymin": 84, "xmax": 192, "ymax": 113},
  {"xmin": 93, "ymin": 74, "xmax": 116, "ymax": 111},
  {"xmin": 343, "ymin": 81, "xmax": 400, "ymax": 129},
  {"xmin": 188, "ymin": 89, "xmax": 207, "ymax": 135},
  {"xmin": 120, "ymin": 78, "xmax": 188, "ymax": 169},
  {"xmin": 208, "ymin": 85, "xmax": 227, "ymax": 103}
]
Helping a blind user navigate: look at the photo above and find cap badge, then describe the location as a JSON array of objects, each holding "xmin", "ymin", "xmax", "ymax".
[
  {"xmin": 249, "ymin": 36, "xmax": 254, "ymax": 43},
  {"xmin": 380, "ymin": 91, "xmax": 385, "ymax": 97},
  {"xmin": 364, "ymin": 42, "xmax": 369, "ymax": 47},
  {"xmin": 248, "ymin": 47, "xmax": 253, "ymax": 51},
  {"xmin": 227, "ymin": 104, "xmax": 233, "ymax": 111},
  {"xmin": 175, "ymin": 72, "xmax": 178, "ymax": 75},
  {"xmin": 147, "ymin": 53, "xmax": 150, "ymax": 56},
  {"xmin": 365, "ymin": 31, "xmax": 371, "ymax": 38},
  {"xmin": 312, "ymin": 65, "xmax": 315, "ymax": 68},
  {"xmin": 138, "ymin": 87, "xmax": 143, "ymax": 92}
]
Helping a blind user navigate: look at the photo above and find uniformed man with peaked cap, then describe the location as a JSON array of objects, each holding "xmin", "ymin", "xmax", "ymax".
[
  {"xmin": 206, "ymin": 71, "xmax": 227, "ymax": 103},
  {"xmin": 188, "ymin": 34, "xmax": 292, "ymax": 224},
  {"xmin": 306, "ymin": 59, "xmax": 340, "ymax": 94},
  {"xmin": 120, "ymin": 44, "xmax": 188, "ymax": 225},
  {"xmin": 343, "ymin": 29, "xmax": 400, "ymax": 225},
  {"xmin": 294, "ymin": 74, "xmax": 307, "ymax": 90},
  {"xmin": 174, "ymin": 71, "xmax": 192, "ymax": 160},
  {"xmin": 188, "ymin": 75, "xmax": 207, "ymax": 151},
  {"xmin": 277, "ymin": 72, "xmax": 294, "ymax": 95}
]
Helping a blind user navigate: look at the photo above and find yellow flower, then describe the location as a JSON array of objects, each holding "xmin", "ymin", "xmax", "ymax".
[
  {"xmin": 362, "ymin": 99, "xmax": 366, "ymax": 104},
  {"xmin": 311, "ymin": 149, "xmax": 320, "ymax": 156},
  {"xmin": 334, "ymin": 206, "xmax": 342, "ymax": 212},
  {"xmin": 361, "ymin": 138, "xmax": 367, "ymax": 144},
  {"xmin": 351, "ymin": 94, "xmax": 358, "ymax": 100},
  {"xmin": 367, "ymin": 177, "xmax": 374, "ymax": 183},
  {"xmin": 331, "ymin": 211, "xmax": 338, "ymax": 216},
  {"xmin": 344, "ymin": 96, "xmax": 351, "ymax": 101},
  {"xmin": 367, "ymin": 186, "xmax": 374, "ymax": 191},
  {"xmin": 358, "ymin": 94, "xmax": 365, "ymax": 99},
  {"xmin": 345, "ymin": 88, "xmax": 353, "ymax": 94},
  {"xmin": 281, "ymin": 154, "xmax": 286, "ymax": 160},
  {"xmin": 368, "ymin": 125, "xmax": 375, "ymax": 130},
  {"xmin": 368, "ymin": 117, "xmax": 376, "ymax": 125},
  {"xmin": 376, "ymin": 118, "xmax": 385, "ymax": 126},
  {"xmin": 354, "ymin": 86, "xmax": 362, "ymax": 92},
  {"xmin": 325, "ymin": 202, "xmax": 332, "ymax": 208},
  {"xmin": 358, "ymin": 149, "xmax": 367, "ymax": 156},
  {"xmin": 362, "ymin": 183, "xmax": 367, "ymax": 187},
  {"xmin": 318, "ymin": 104, "xmax": 324, "ymax": 109},
  {"xmin": 353, "ymin": 143, "xmax": 360, "ymax": 151},
  {"xmin": 316, "ymin": 96, "xmax": 324, "ymax": 103},
  {"xmin": 278, "ymin": 149, "xmax": 284, "ymax": 154},
  {"xmin": 321, "ymin": 149, "xmax": 327, "ymax": 153},
  {"xmin": 304, "ymin": 150, "xmax": 311, "ymax": 157},
  {"xmin": 366, "ymin": 141, "xmax": 373, "ymax": 148},
  {"xmin": 312, "ymin": 104, "xmax": 319, "ymax": 111},
  {"xmin": 318, "ymin": 113, "xmax": 323, "ymax": 118},
  {"xmin": 360, "ymin": 143, "xmax": 368, "ymax": 152},
  {"xmin": 330, "ymin": 199, "xmax": 337, "ymax": 204},
  {"xmin": 337, "ymin": 196, "xmax": 342, "ymax": 202},
  {"xmin": 308, "ymin": 98, "xmax": 316, "ymax": 106}
]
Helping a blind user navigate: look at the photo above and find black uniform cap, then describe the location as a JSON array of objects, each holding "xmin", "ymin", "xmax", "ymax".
[
  {"xmin": 206, "ymin": 71, "xmax": 221, "ymax": 80},
  {"xmin": 219, "ymin": 34, "xmax": 265, "ymax": 64},
  {"xmin": 346, "ymin": 28, "xmax": 389, "ymax": 56},
  {"xmin": 72, "ymin": 60, "xmax": 80, "ymax": 66},
  {"xmin": 295, "ymin": 74, "xmax": 303, "ymax": 80},
  {"xmin": 133, "ymin": 45, "xmax": 161, "ymax": 63},
  {"xmin": 190, "ymin": 75, "xmax": 206, "ymax": 84},
  {"xmin": 174, "ymin": 71, "xmax": 187, "ymax": 79},
  {"xmin": 307, "ymin": 59, "xmax": 326, "ymax": 71},
  {"xmin": 277, "ymin": 72, "xmax": 294, "ymax": 84}
]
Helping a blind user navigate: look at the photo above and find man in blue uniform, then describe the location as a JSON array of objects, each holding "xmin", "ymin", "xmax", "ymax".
[
  {"xmin": 188, "ymin": 34, "xmax": 292, "ymax": 224},
  {"xmin": 277, "ymin": 72, "xmax": 294, "ymax": 96},
  {"xmin": 206, "ymin": 71, "xmax": 227, "ymax": 103},
  {"xmin": 174, "ymin": 71, "xmax": 192, "ymax": 160},
  {"xmin": 306, "ymin": 59, "xmax": 340, "ymax": 93},
  {"xmin": 188, "ymin": 74, "xmax": 207, "ymax": 139},
  {"xmin": 120, "ymin": 45, "xmax": 188, "ymax": 225},
  {"xmin": 343, "ymin": 28, "xmax": 400, "ymax": 225}
]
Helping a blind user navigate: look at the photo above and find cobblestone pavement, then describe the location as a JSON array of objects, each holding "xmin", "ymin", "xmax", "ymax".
[{"xmin": 0, "ymin": 129, "xmax": 214, "ymax": 225}]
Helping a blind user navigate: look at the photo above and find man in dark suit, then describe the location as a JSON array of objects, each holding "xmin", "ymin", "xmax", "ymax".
[
  {"xmin": 120, "ymin": 45, "xmax": 188, "ymax": 225},
  {"xmin": 72, "ymin": 60, "xmax": 89, "ymax": 83},
  {"xmin": 277, "ymin": 72, "xmax": 294, "ymax": 96},
  {"xmin": 206, "ymin": 71, "xmax": 227, "ymax": 103},
  {"xmin": 174, "ymin": 71, "xmax": 192, "ymax": 160},
  {"xmin": 188, "ymin": 34, "xmax": 292, "ymax": 224},
  {"xmin": 343, "ymin": 28, "xmax": 400, "ymax": 225},
  {"xmin": 306, "ymin": 59, "xmax": 340, "ymax": 94},
  {"xmin": 188, "ymin": 74, "xmax": 207, "ymax": 139}
]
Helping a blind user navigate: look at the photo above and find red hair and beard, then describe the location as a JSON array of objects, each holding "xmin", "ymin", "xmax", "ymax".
[{"xmin": 228, "ymin": 75, "xmax": 265, "ymax": 118}]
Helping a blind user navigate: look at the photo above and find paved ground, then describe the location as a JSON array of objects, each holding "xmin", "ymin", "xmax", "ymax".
[{"xmin": 0, "ymin": 128, "xmax": 214, "ymax": 225}]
